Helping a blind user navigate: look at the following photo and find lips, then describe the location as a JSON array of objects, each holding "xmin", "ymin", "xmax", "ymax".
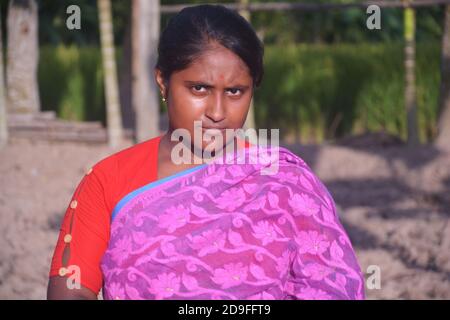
[
  {"xmin": 201, "ymin": 125, "xmax": 228, "ymax": 132},
  {"xmin": 201, "ymin": 127, "xmax": 228, "ymax": 139},
  {"xmin": 202, "ymin": 127, "xmax": 226, "ymax": 130}
]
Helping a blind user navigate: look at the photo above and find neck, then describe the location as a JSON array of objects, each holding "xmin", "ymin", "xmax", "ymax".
[{"xmin": 160, "ymin": 129, "xmax": 244, "ymax": 165}]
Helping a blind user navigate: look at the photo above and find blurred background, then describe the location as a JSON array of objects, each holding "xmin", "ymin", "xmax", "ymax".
[{"xmin": 0, "ymin": 0, "xmax": 449, "ymax": 299}]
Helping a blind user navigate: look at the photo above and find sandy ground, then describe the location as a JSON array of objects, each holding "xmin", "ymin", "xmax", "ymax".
[{"xmin": 0, "ymin": 135, "xmax": 449, "ymax": 299}]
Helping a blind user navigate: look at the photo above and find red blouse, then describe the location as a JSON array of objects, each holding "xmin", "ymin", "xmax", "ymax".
[
  {"xmin": 49, "ymin": 135, "xmax": 250, "ymax": 294},
  {"xmin": 49, "ymin": 135, "xmax": 161, "ymax": 294}
]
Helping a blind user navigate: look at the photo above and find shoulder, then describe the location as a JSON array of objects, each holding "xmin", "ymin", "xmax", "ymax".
[
  {"xmin": 92, "ymin": 135, "xmax": 161, "ymax": 179},
  {"xmin": 112, "ymin": 135, "xmax": 160, "ymax": 167},
  {"xmin": 84, "ymin": 136, "xmax": 160, "ymax": 212},
  {"xmin": 258, "ymin": 146, "xmax": 336, "ymax": 210}
]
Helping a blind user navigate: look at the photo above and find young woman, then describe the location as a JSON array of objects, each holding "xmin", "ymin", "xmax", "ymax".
[{"xmin": 47, "ymin": 4, "xmax": 365, "ymax": 300}]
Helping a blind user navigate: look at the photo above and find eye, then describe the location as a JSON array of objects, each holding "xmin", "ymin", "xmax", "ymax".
[
  {"xmin": 226, "ymin": 88, "xmax": 242, "ymax": 96},
  {"xmin": 191, "ymin": 85, "xmax": 207, "ymax": 93}
]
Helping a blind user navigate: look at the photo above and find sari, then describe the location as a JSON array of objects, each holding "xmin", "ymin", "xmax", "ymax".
[{"xmin": 100, "ymin": 144, "xmax": 365, "ymax": 300}]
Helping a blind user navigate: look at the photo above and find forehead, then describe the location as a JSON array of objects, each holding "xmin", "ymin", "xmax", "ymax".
[{"xmin": 173, "ymin": 45, "xmax": 252, "ymax": 84}]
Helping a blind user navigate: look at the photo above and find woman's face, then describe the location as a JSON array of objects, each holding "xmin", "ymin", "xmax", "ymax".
[{"xmin": 155, "ymin": 44, "xmax": 254, "ymax": 157}]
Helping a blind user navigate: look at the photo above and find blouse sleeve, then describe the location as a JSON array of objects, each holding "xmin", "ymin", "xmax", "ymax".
[
  {"xmin": 279, "ymin": 163, "xmax": 365, "ymax": 300},
  {"xmin": 49, "ymin": 158, "xmax": 116, "ymax": 295}
]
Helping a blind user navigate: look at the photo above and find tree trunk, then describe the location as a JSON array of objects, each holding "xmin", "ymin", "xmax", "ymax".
[
  {"xmin": 132, "ymin": 0, "xmax": 160, "ymax": 142},
  {"xmin": 436, "ymin": 5, "xmax": 450, "ymax": 151},
  {"xmin": 239, "ymin": 0, "xmax": 258, "ymax": 142},
  {"xmin": 119, "ymin": 14, "xmax": 135, "ymax": 132},
  {"xmin": 404, "ymin": 6, "xmax": 419, "ymax": 146},
  {"xmin": 0, "ymin": 13, "xmax": 8, "ymax": 149},
  {"xmin": 98, "ymin": 0, "xmax": 124, "ymax": 148},
  {"xmin": 6, "ymin": 0, "xmax": 40, "ymax": 114}
]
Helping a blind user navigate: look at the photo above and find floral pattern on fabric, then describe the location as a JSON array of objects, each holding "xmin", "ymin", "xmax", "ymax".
[{"xmin": 100, "ymin": 146, "xmax": 365, "ymax": 300}]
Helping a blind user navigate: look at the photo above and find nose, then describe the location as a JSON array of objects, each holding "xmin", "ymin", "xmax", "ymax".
[{"xmin": 205, "ymin": 93, "xmax": 226, "ymax": 123}]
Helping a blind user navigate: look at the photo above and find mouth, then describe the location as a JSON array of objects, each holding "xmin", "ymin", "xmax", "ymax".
[
  {"xmin": 201, "ymin": 127, "xmax": 228, "ymax": 140},
  {"xmin": 201, "ymin": 126, "xmax": 227, "ymax": 132}
]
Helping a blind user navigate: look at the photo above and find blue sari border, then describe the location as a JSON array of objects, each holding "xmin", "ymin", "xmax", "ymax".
[{"xmin": 111, "ymin": 163, "xmax": 208, "ymax": 222}]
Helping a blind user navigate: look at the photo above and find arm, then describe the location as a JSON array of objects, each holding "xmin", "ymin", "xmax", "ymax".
[
  {"xmin": 47, "ymin": 276, "xmax": 98, "ymax": 300},
  {"xmin": 47, "ymin": 161, "xmax": 114, "ymax": 300},
  {"xmin": 285, "ymin": 165, "xmax": 365, "ymax": 300}
]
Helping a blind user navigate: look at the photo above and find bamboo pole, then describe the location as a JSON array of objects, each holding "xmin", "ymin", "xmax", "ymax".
[
  {"xmin": 404, "ymin": 2, "xmax": 419, "ymax": 146},
  {"xmin": 436, "ymin": 5, "xmax": 450, "ymax": 150},
  {"xmin": 0, "ymin": 14, "xmax": 8, "ymax": 149},
  {"xmin": 132, "ymin": 0, "xmax": 160, "ymax": 142},
  {"xmin": 161, "ymin": 0, "xmax": 450, "ymax": 14},
  {"xmin": 98, "ymin": 0, "xmax": 124, "ymax": 148},
  {"xmin": 239, "ymin": 0, "xmax": 258, "ymax": 142}
]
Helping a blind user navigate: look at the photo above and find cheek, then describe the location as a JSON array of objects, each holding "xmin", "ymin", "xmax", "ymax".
[
  {"xmin": 168, "ymin": 93, "xmax": 205, "ymax": 127},
  {"xmin": 228, "ymin": 98, "xmax": 252, "ymax": 125}
]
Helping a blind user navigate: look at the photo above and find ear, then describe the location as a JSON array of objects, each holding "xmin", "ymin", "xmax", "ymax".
[{"xmin": 154, "ymin": 69, "xmax": 167, "ymax": 98}]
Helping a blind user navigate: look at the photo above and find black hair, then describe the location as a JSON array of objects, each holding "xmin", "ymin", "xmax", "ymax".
[{"xmin": 156, "ymin": 4, "xmax": 264, "ymax": 89}]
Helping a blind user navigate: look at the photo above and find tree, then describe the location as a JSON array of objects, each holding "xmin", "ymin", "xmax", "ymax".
[
  {"xmin": 118, "ymin": 14, "xmax": 134, "ymax": 132},
  {"xmin": 98, "ymin": 0, "xmax": 123, "ymax": 148},
  {"xmin": 0, "ymin": 13, "xmax": 8, "ymax": 149},
  {"xmin": 436, "ymin": 5, "xmax": 450, "ymax": 151},
  {"xmin": 404, "ymin": 5, "xmax": 419, "ymax": 146},
  {"xmin": 132, "ymin": 0, "xmax": 160, "ymax": 142},
  {"xmin": 6, "ymin": 0, "xmax": 40, "ymax": 114},
  {"xmin": 239, "ymin": 0, "xmax": 258, "ymax": 142}
]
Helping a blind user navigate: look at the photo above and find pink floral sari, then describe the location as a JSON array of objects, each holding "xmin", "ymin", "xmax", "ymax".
[{"xmin": 100, "ymin": 145, "xmax": 365, "ymax": 300}]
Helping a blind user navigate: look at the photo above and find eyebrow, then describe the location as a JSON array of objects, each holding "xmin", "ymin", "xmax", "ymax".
[{"xmin": 184, "ymin": 80, "xmax": 250, "ymax": 89}]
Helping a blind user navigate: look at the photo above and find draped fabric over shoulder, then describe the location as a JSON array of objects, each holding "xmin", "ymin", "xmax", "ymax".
[{"xmin": 100, "ymin": 145, "xmax": 365, "ymax": 300}]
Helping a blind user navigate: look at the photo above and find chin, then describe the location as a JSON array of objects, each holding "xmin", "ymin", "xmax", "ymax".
[{"xmin": 198, "ymin": 140, "xmax": 221, "ymax": 152}]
